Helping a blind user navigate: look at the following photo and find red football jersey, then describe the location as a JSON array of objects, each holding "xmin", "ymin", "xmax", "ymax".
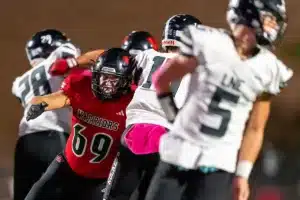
[
  {"xmin": 68, "ymin": 67, "xmax": 91, "ymax": 76},
  {"xmin": 61, "ymin": 71, "xmax": 133, "ymax": 179}
]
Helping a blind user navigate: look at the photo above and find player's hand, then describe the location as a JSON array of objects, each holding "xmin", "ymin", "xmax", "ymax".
[
  {"xmin": 49, "ymin": 58, "xmax": 78, "ymax": 76},
  {"xmin": 233, "ymin": 176, "xmax": 250, "ymax": 200},
  {"xmin": 26, "ymin": 102, "xmax": 48, "ymax": 121}
]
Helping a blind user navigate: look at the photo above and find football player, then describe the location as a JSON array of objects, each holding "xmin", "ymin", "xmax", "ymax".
[
  {"xmin": 103, "ymin": 14, "xmax": 202, "ymax": 200},
  {"xmin": 146, "ymin": 0, "xmax": 292, "ymax": 200},
  {"xmin": 49, "ymin": 30, "xmax": 158, "ymax": 77},
  {"xmin": 24, "ymin": 48, "xmax": 135, "ymax": 200},
  {"xmin": 11, "ymin": 29, "xmax": 80, "ymax": 200}
]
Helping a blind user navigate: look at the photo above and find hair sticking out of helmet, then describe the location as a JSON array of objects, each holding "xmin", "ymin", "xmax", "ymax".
[
  {"xmin": 162, "ymin": 14, "xmax": 202, "ymax": 51},
  {"xmin": 121, "ymin": 31, "xmax": 158, "ymax": 56}
]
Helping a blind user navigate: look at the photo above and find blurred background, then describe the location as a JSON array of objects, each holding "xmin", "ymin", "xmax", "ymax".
[{"xmin": 0, "ymin": 0, "xmax": 299, "ymax": 199}]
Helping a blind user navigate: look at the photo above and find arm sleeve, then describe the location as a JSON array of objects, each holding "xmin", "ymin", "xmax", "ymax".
[
  {"xmin": 266, "ymin": 59, "xmax": 293, "ymax": 95},
  {"xmin": 11, "ymin": 78, "xmax": 19, "ymax": 97},
  {"xmin": 60, "ymin": 74, "xmax": 74, "ymax": 98},
  {"xmin": 12, "ymin": 78, "xmax": 22, "ymax": 103}
]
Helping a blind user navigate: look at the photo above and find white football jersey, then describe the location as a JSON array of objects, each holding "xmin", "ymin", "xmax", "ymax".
[
  {"xmin": 159, "ymin": 25, "xmax": 293, "ymax": 172},
  {"xmin": 126, "ymin": 49, "xmax": 191, "ymax": 129},
  {"xmin": 12, "ymin": 43, "xmax": 81, "ymax": 136}
]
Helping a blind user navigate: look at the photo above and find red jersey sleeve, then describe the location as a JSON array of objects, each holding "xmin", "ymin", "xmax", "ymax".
[
  {"xmin": 60, "ymin": 74, "xmax": 73, "ymax": 98},
  {"xmin": 69, "ymin": 68, "xmax": 91, "ymax": 76},
  {"xmin": 60, "ymin": 70, "xmax": 92, "ymax": 102}
]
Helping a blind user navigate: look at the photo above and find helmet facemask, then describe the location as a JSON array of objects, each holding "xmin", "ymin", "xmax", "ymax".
[
  {"xmin": 25, "ymin": 45, "xmax": 45, "ymax": 67},
  {"xmin": 256, "ymin": 10, "xmax": 287, "ymax": 47},
  {"xmin": 92, "ymin": 68, "xmax": 130, "ymax": 101},
  {"xmin": 227, "ymin": 0, "xmax": 287, "ymax": 48}
]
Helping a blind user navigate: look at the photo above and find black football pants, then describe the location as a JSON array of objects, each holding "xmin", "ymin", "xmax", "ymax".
[
  {"xmin": 14, "ymin": 130, "xmax": 68, "ymax": 200},
  {"xmin": 103, "ymin": 144, "xmax": 159, "ymax": 200},
  {"xmin": 145, "ymin": 161, "xmax": 233, "ymax": 200},
  {"xmin": 25, "ymin": 152, "xmax": 106, "ymax": 200}
]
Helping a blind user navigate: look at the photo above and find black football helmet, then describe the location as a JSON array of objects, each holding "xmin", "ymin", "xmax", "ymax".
[
  {"xmin": 25, "ymin": 29, "xmax": 70, "ymax": 64},
  {"xmin": 121, "ymin": 31, "xmax": 159, "ymax": 56},
  {"xmin": 91, "ymin": 48, "xmax": 135, "ymax": 100},
  {"xmin": 227, "ymin": 0, "xmax": 287, "ymax": 47},
  {"xmin": 162, "ymin": 14, "xmax": 202, "ymax": 50}
]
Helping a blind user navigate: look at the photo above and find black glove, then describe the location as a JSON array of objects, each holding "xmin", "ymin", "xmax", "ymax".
[
  {"xmin": 157, "ymin": 92, "xmax": 178, "ymax": 123},
  {"xmin": 26, "ymin": 102, "xmax": 48, "ymax": 121}
]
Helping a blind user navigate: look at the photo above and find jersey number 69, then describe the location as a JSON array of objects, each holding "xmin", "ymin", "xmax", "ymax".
[{"xmin": 72, "ymin": 123, "xmax": 113, "ymax": 163}]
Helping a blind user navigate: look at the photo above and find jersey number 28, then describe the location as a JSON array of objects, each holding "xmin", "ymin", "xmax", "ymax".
[
  {"xmin": 18, "ymin": 65, "xmax": 51, "ymax": 104},
  {"xmin": 72, "ymin": 123, "xmax": 113, "ymax": 163}
]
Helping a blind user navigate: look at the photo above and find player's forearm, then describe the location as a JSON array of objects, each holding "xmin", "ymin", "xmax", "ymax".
[
  {"xmin": 30, "ymin": 91, "xmax": 70, "ymax": 111},
  {"xmin": 238, "ymin": 129, "xmax": 264, "ymax": 163},
  {"xmin": 236, "ymin": 95, "xmax": 270, "ymax": 180},
  {"xmin": 235, "ymin": 127, "xmax": 264, "ymax": 180},
  {"xmin": 76, "ymin": 49, "xmax": 105, "ymax": 68},
  {"xmin": 153, "ymin": 55, "xmax": 197, "ymax": 94}
]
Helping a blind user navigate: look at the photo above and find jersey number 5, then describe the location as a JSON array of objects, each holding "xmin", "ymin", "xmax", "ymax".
[
  {"xmin": 72, "ymin": 123, "xmax": 113, "ymax": 163},
  {"xmin": 200, "ymin": 87, "xmax": 239, "ymax": 137},
  {"xmin": 141, "ymin": 56, "xmax": 181, "ymax": 96}
]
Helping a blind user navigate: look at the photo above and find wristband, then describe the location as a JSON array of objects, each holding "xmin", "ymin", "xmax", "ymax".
[
  {"xmin": 66, "ymin": 58, "xmax": 78, "ymax": 68},
  {"xmin": 235, "ymin": 160, "xmax": 253, "ymax": 180}
]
